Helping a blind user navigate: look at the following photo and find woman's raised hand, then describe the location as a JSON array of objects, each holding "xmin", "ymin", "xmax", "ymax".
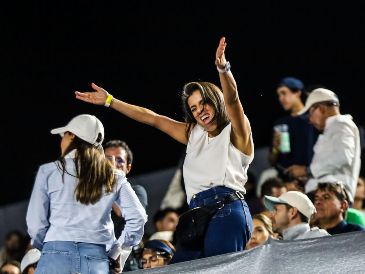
[
  {"xmin": 215, "ymin": 37, "xmax": 227, "ymax": 69},
  {"xmin": 75, "ymin": 83, "xmax": 109, "ymax": 106}
]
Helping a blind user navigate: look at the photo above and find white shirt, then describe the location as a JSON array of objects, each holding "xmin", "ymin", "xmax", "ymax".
[
  {"xmin": 183, "ymin": 122, "xmax": 254, "ymax": 203},
  {"xmin": 306, "ymin": 114, "xmax": 361, "ymax": 202},
  {"xmin": 26, "ymin": 150, "xmax": 147, "ymax": 258}
]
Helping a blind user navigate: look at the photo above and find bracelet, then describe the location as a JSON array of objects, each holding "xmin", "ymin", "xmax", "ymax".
[
  {"xmin": 104, "ymin": 94, "xmax": 113, "ymax": 107},
  {"xmin": 216, "ymin": 61, "xmax": 231, "ymax": 73}
]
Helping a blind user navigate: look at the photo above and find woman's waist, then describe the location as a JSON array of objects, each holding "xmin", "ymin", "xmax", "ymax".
[
  {"xmin": 189, "ymin": 186, "xmax": 245, "ymax": 207},
  {"xmin": 43, "ymin": 241, "xmax": 107, "ymax": 256},
  {"xmin": 45, "ymin": 224, "xmax": 114, "ymax": 245}
]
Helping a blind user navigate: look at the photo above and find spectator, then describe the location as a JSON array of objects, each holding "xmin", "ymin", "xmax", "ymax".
[
  {"xmin": 245, "ymin": 214, "xmax": 276, "ymax": 250},
  {"xmin": 0, "ymin": 261, "xmax": 21, "ymax": 274},
  {"xmin": 103, "ymin": 139, "xmax": 148, "ymax": 233},
  {"xmin": 26, "ymin": 114, "xmax": 147, "ymax": 273},
  {"xmin": 139, "ymin": 240, "xmax": 175, "ymax": 269},
  {"xmin": 314, "ymin": 182, "xmax": 365, "ymax": 235},
  {"xmin": 153, "ymin": 208, "xmax": 179, "ymax": 232},
  {"xmin": 20, "ymin": 248, "xmax": 40, "ymax": 274},
  {"xmin": 286, "ymin": 88, "xmax": 361, "ymax": 203},
  {"xmin": 268, "ymin": 77, "xmax": 319, "ymax": 181},
  {"xmin": 264, "ymin": 191, "xmax": 329, "ymax": 240},
  {"xmin": 0, "ymin": 231, "xmax": 26, "ymax": 266},
  {"xmin": 104, "ymin": 139, "xmax": 148, "ymax": 272},
  {"xmin": 149, "ymin": 208, "xmax": 180, "ymax": 244},
  {"xmin": 75, "ymin": 37, "xmax": 254, "ymax": 262},
  {"xmin": 104, "ymin": 139, "xmax": 148, "ymax": 213}
]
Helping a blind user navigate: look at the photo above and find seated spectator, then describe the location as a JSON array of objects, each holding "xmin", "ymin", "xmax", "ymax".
[
  {"xmin": 149, "ymin": 208, "xmax": 179, "ymax": 243},
  {"xmin": 264, "ymin": 191, "xmax": 329, "ymax": 240},
  {"xmin": 0, "ymin": 261, "xmax": 21, "ymax": 274},
  {"xmin": 314, "ymin": 182, "xmax": 365, "ymax": 235},
  {"xmin": 245, "ymin": 214, "xmax": 276, "ymax": 250},
  {"xmin": 20, "ymin": 248, "xmax": 41, "ymax": 274},
  {"xmin": 139, "ymin": 240, "xmax": 175, "ymax": 269},
  {"xmin": 258, "ymin": 177, "xmax": 287, "ymax": 217},
  {"xmin": 0, "ymin": 231, "xmax": 26, "ymax": 266}
]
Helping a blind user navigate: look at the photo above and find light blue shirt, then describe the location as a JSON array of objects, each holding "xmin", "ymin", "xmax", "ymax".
[{"xmin": 26, "ymin": 150, "xmax": 147, "ymax": 257}]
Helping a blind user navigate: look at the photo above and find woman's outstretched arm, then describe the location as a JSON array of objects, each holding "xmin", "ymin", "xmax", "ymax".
[
  {"xmin": 75, "ymin": 83, "xmax": 188, "ymax": 144},
  {"xmin": 215, "ymin": 37, "xmax": 253, "ymax": 156}
]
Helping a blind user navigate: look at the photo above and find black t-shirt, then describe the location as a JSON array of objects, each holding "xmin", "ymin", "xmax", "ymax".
[
  {"xmin": 326, "ymin": 220, "xmax": 365, "ymax": 235},
  {"xmin": 271, "ymin": 114, "xmax": 319, "ymax": 173}
]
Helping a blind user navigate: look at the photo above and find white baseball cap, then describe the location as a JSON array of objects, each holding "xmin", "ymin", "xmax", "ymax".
[
  {"xmin": 264, "ymin": 191, "xmax": 316, "ymax": 219},
  {"xmin": 298, "ymin": 88, "xmax": 339, "ymax": 115},
  {"xmin": 21, "ymin": 248, "xmax": 41, "ymax": 272},
  {"xmin": 51, "ymin": 114, "xmax": 104, "ymax": 147}
]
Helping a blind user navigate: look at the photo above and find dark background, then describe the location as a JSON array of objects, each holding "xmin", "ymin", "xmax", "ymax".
[{"xmin": 1, "ymin": 1, "xmax": 365, "ymax": 205}]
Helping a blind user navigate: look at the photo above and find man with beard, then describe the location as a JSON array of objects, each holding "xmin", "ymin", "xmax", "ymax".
[{"xmin": 264, "ymin": 191, "xmax": 329, "ymax": 240}]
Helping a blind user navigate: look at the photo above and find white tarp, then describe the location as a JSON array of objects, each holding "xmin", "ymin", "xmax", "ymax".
[{"xmin": 130, "ymin": 231, "xmax": 365, "ymax": 274}]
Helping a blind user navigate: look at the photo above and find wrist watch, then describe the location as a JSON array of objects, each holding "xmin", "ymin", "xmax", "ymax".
[{"xmin": 217, "ymin": 61, "xmax": 231, "ymax": 73}]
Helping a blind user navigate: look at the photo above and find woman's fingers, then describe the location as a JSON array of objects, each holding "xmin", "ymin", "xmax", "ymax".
[
  {"xmin": 216, "ymin": 37, "xmax": 227, "ymax": 67},
  {"xmin": 91, "ymin": 82, "xmax": 102, "ymax": 91},
  {"xmin": 75, "ymin": 91, "xmax": 91, "ymax": 102},
  {"xmin": 74, "ymin": 83, "xmax": 108, "ymax": 105},
  {"xmin": 75, "ymin": 91, "xmax": 103, "ymax": 105}
]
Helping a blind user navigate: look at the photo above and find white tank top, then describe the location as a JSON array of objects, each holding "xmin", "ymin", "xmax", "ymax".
[{"xmin": 183, "ymin": 121, "xmax": 254, "ymax": 203}]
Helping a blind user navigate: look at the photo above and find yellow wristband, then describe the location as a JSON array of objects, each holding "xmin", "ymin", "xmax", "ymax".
[{"xmin": 105, "ymin": 94, "xmax": 113, "ymax": 107}]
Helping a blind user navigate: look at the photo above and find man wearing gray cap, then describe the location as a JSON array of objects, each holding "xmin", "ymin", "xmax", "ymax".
[
  {"xmin": 285, "ymin": 88, "xmax": 361, "ymax": 203},
  {"xmin": 264, "ymin": 191, "xmax": 329, "ymax": 240}
]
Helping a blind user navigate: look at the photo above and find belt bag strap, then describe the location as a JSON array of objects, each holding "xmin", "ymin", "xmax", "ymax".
[{"xmin": 216, "ymin": 191, "xmax": 245, "ymax": 209}]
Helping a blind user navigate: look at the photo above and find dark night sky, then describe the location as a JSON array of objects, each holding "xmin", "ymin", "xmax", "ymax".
[{"xmin": 1, "ymin": 1, "xmax": 365, "ymax": 205}]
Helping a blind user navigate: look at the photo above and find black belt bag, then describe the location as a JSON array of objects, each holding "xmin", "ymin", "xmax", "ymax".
[{"xmin": 175, "ymin": 190, "xmax": 245, "ymax": 249}]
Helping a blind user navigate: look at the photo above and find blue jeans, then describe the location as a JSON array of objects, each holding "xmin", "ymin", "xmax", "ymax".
[
  {"xmin": 35, "ymin": 241, "xmax": 110, "ymax": 274},
  {"xmin": 171, "ymin": 186, "xmax": 253, "ymax": 263}
]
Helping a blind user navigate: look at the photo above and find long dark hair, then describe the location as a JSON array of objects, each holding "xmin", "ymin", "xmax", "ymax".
[
  {"xmin": 181, "ymin": 81, "xmax": 230, "ymax": 139},
  {"xmin": 58, "ymin": 133, "xmax": 116, "ymax": 205}
]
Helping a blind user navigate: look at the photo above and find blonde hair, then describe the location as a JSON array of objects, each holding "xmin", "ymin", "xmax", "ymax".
[{"xmin": 59, "ymin": 134, "xmax": 116, "ymax": 205}]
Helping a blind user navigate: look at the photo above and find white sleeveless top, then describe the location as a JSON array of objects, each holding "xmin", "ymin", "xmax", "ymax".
[{"xmin": 183, "ymin": 121, "xmax": 254, "ymax": 203}]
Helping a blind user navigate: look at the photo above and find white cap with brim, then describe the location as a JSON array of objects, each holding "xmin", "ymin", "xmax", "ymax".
[
  {"xmin": 51, "ymin": 114, "xmax": 104, "ymax": 147},
  {"xmin": 298, "ymin": 88, "xmax": 339, "ymax": 115},
  {"xmin": 21, "ymin": 248, "xmax": 41, "ymax": 272},
  {"xmin": 264, "ymin": 191, "xmax": 316, "ymax": 220}
]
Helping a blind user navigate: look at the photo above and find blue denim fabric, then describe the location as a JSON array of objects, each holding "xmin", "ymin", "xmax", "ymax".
[
  {"xmin": 35, "ymin": 241, "xmax": 110, "ymax": 274},
  {"xmin": 171, "ymin": 186, "xmax": 253, "ymax": 263}
]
